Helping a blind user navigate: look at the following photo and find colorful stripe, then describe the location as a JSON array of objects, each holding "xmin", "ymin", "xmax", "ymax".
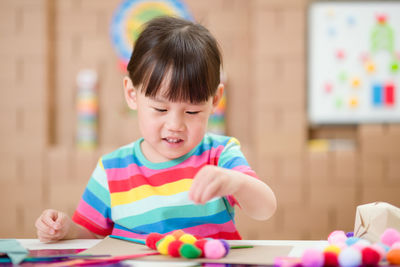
[{"xmin": 72, "ymin": 133, "xmax": 257, "ymax": 240}]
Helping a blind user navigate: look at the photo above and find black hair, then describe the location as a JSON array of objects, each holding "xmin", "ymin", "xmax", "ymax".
[{"xmin": 127, "ymin": 16, "xmax": 222, "ymax": 104}]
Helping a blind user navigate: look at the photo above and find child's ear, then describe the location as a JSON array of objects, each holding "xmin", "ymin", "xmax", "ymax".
[
  {"xmin": 212, "ymin": 83, "xmax": 224, "ymax": 111},
  {"xmin": 123, "ymin": 76, "xmax": 138, "ymax": 110}
]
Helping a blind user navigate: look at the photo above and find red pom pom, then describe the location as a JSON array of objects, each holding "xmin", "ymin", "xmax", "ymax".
[
  {"xmin": 146, "ymin": 233, "xmax": 164, "ymax": 250},
  {"xmin": 324, "ymin": 251, "xmax": 338, "ymax": 267},
  {"xmin": 362, "ymin": 247, "xmax": 381, "ymax": 266},
  {"xmin": 168, "ymin": 240, "xmax": 184, "ymax": 257},
  {"xmin": 194, "ymin": 239, "xmax": 207, "ymax": 257}
]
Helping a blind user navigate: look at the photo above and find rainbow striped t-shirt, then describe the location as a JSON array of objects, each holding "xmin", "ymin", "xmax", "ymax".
[{"xmin": 72, "ymin": 133, "xmax": 258, "ymax": 240}]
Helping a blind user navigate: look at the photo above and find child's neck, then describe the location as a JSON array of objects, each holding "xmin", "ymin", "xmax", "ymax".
[{"xmin": 140, "ymin": 140, "xmax": 171, "ymax": 163}]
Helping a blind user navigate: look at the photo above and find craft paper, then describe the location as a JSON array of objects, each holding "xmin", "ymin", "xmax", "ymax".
[
  {"xmin": 354, "ymin": 202, "xmax": 400, "ymax": 243},
  {"xmin": 81, "ymin": 236, "xmax": 293, "ymax": 265},
  {"xmin": 0, "ymin": 239, "xmax": 29, "ymax": 264}
]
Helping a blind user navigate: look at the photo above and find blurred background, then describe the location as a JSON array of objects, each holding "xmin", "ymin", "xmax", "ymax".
[{"xmin": 0, "ymin": 0, "xmax": 399, "ymax": 239}]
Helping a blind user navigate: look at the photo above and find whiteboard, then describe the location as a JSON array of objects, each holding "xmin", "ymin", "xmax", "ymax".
[{"xmin": 308, "ymin": 2, "xmax": 400, "ymax": 124}]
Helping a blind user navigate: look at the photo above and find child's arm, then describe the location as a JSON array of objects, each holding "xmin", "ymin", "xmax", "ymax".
[
  {"xmin": 189, "ymin": 165, "xmax": 277, "ymax": 220},
  {"xmin": 35, "ymin": 209, "xmax": 103, "ymax": 242}
]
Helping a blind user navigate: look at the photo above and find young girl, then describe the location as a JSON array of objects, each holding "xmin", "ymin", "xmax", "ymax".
[{"xmin": 35, "ymin": 16, "xmax": 276, "ymax": 242}]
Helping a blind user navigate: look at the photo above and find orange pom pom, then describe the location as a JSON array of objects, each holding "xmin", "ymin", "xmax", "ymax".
[
  {"xmin": 387, "ymin": 249, "xmax": 400, "ymax": 265},
  {"xmin": 172, "ymin": 229, "xmax": 185, "ymax": 239}
]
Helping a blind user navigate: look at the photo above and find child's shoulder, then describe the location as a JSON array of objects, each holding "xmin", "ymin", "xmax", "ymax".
[
  {"xmin": 203, "ymin": 133, "xmax": 240, "ymax": 147},
  {"xmin": 100, "ymin": 139, "xmax": 139, "ymax": 162}
]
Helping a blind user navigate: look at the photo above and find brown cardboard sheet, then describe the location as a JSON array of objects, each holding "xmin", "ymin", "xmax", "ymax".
[{"xmin": 82, "ymin": 236, "xmax": 293, "ymax": 265}]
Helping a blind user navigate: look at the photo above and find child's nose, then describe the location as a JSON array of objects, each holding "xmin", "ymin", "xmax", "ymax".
[{"xmin": 166, "ymin": 113, "xmax": 185, "ymax": 131}]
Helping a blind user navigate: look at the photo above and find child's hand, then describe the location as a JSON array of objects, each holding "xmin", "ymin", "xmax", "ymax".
[
  {"xmin": 35, "ymin": 209, "xmax": 72, "ymax": 242},
  {"xmin": 189, "ymin": 165, "xmax": 242, "ymax": 204}
]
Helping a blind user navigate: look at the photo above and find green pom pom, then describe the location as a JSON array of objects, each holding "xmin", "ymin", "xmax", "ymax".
[{"xmin": 179, "ymin": 243, "xmax": 202, "ymax": 258}]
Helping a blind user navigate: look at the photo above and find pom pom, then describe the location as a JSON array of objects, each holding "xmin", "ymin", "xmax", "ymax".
[
  {"xmin": 361, "ymin": 247, "xmax": 380, "ymax": 266},
  {"xmin": 301, "ymin": 249, "xmax": 324, "ymax": 267},
  {"xmin": 351, "ymin": 239, "xmax": 370, "ymax": 252},
  {"xmin": 323, "ymin": 251, "xmax": 339, "ymax": 267},
  {"xmin": 194, "ymin": 239, "xmax": 207, "ymax": 257},
  {"xmin": 345, "ymin": 237, "xmax": 361, "ymax": 246},
  {"xmin": 171, "ymin": 229, "xmax": 185, "ymax": 240},
  {"xmin": 219, "ymin": 239, "xmax": 230, "ymax": 256},
  {"xmin": 179, "ymin": 243, "xmax": 202, "ymax": 259},
  {"xmin": 387, "ymin": 248, "xmax": 400, "ymax": 265},
  {"xmin": 338, "ymin": 247, "xmax": 362, "ymax": 267},
  {"xmin": 392, "ymin": 242, "xmax": 400, "ymax": 249},
  {"xmin": 381, "ymin": 228, "xmax": 400, "ymax": 247},
  {"xmin": 204, "ymin": 239, "xmax": 226, "ymax": 259},
  {"xmin": 370, "ymin": 243, "xmax": 386, "ymax": 260},
  {"xmin": 324, "ymin": 245, "xmax": 341, "ymax": 255},
  {"xmin": 167, "ymin": 240, "xmax": 184, "ymax": 257},
  {"xmin": 146, "ymin": 232, "xmax": 164, "ymax": 250},
  {"xmin": 346, "ymin": 232, "xmax": 354, "ymax": 238},
  {"xmin": 156, "ymin": 235, "xmax": 175, "ymax": 255},
  {"xmin": 179, "ymin": 233, "xmax": 197, "ymax": 244},
  {"xmin": 328, "ymin": 230, "xmax": 348, "ymax": 245}
]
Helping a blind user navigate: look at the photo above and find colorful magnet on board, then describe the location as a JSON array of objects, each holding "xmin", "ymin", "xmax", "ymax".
[
  {"xmin": 390, "ymin": 60, "xmax": 399, "ymax": 73},
  {"xmin": 364, "ymin": 60, "xmax": 376, "ymax": 74},
  {"xmin": 372, "ymin": 83, "xmax": 383, "ymax": 106},
  {"xmin": 347, "ymin": 16, "xmax": 355, "ymax": 26},
  {"xmin": 351, "ymin": 77, "xmax": 361, "ymax": 88},
  {"xmin": 359, "ymin": 52, "xmax": 369, "ymax": 63},
  {"xmin": 349, "ymin": 97, "xmax": 358, "ymax": 108},
  {"xmin": 326, "ymin": 8, "xmax": 335, "ymax": 18},
  {"xmin": 384, "ymin": 82, "xmax": 395, "ymax": 106},
  {"xmin": 327, "ymin": 27, "xmax": 336, "ymax": 37},
  {"xmin": 376, "ymin": 14, "xmax": 387, "ymax": 24},
  {"xmin": 324, "ymin": 82, "xmax": 333, "ymax": 93},
  {"xmin": 338, "ymin": 71, "xmax": 347, "ymax": 82},
  {"xmin": 336, "ymin": 49, "xmax": 345, "ymax": 60},
  {"xmin": 335, "ymin": 97, "xmax": 344, "ymax": 109}
]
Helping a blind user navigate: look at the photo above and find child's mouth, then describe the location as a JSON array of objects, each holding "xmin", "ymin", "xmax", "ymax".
[{"xmin": 163, "ymin": 137, "xmax": 183, "ymax": 144}]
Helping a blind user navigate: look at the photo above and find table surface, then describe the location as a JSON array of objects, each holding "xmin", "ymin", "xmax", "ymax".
[{"xmin": 16, "ymin": 239, "xmax": 329, "ymax": 266}]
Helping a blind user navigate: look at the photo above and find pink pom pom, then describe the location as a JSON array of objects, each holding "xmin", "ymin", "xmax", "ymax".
[
  {"xmin": 328, "ymin": 230, "xmax": 348, "ymax": 245},
  {"xmin": 204, "ymin": 239, "xmax": 226, "ymax": 259},
  {"xmin": 301, "ymin": 249, "xmax": 324, "ymax": 267},
  {"xmin": 381, "ymin": 228, "xmax": 400, "ymax": 247}
]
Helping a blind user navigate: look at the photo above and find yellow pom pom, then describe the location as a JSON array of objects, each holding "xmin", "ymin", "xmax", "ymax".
[
  {"xmin": 179, "ymin": 234, "xmax": 197, "ymax": 244},
  {"xmin": 172, "ymin": 229, "xmax": 185, "ymax": 239},
  {"xmin": 324, "ymin": 245, "xmax": 341, "ymax": 255},
  {"xmin": 156, "ymin": 235, "xmax": 176, "ymax": 255}
]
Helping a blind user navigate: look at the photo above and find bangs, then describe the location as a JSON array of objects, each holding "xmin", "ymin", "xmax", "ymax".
[
  {"xmin": 143, "ymin": 56, "xmax": 219, "ymax": 104},
  {"xmin": 127, "ymin": 16, "xmax": 222, "ymax": 104}
]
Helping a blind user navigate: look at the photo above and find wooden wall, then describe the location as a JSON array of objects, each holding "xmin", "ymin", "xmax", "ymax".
[{"xmin": 0, "ymin": 0, "xmax": 399, "ymax": 239}]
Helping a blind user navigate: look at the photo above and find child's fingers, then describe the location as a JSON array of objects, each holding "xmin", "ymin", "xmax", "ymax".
[
  {"xmin": 189, "ymin": 176, "xmax": 209, "ymax": 203},
  {"xmin": 37, "ymin": 227, "xmax": 61, "ymax": 242},
  {"xmin": 35, "ymin": 218, "xmax": 56, "ymax": 235},
  {"xmin": 54, "ymin": 212, "xmax": 69, "ymax": 230},
  {"xmin": 199, "ymin": 179, "xmax": 220, "ymax": 204},
  {"xmin": 41, "ymin": 209, "xmax": 59, "ymax": 227}
]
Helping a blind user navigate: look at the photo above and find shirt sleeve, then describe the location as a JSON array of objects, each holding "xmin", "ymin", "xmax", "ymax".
[
  {"xmin": 72, "ymin": 158, "xmax": 114, "ymax": 236},
  {"xmin": 217, "ymin": 137, "xmax": 259, "ymax": 207}
]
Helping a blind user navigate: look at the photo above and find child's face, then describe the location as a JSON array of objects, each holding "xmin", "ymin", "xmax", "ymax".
[{"xmin": 124, "ymin": 77, "xmax": 223, "ymax": 163}]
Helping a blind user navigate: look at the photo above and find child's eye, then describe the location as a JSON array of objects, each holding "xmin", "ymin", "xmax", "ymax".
[
  {"xmin": 154, "ymin": 108, "xmax": 167, "ymax": 112},
  {"xmin": 186, "ymin": 111, "xmax": 200, "ymax": 115}
]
